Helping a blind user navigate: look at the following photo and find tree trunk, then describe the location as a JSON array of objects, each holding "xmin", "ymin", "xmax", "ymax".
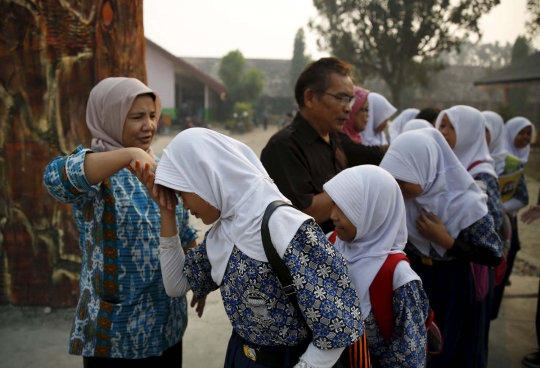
[{"xmin": 0, "ymin": 0, "xmax": 146, "ymax": 307}]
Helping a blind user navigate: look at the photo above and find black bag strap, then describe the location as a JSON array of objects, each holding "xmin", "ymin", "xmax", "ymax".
[{"xmin": 261, "ymin": 200, "xmax": 304, "ymax": 317}]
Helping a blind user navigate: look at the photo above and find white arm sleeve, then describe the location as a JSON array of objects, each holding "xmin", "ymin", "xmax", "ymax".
[
  {"xmin": 503, "ymin": 198, "xmax": 526, "ymax": 214},
  {"xmin": 294, "ymin": 345, "xmax": 345, "ymax": 368},
  {"xmin": 159, "ymin": 234, "xmax": 191, "ymax": 297}
]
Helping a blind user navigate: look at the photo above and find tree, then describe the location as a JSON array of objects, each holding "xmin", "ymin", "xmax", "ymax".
[
  {"xmin": 218, "ymin": 50, "xmax": 265, "ymax": 106},
  {"xmin": 290, "ymin": 28, "xmax": 311, "ymax": 92},
  {"xmin": 310, "ymin": 0, "xmax": 500, "ymax": 109},
  {"xmin": 508, "ymin": 36, "xmax": 530, "ymax": 113},
  {"xmin": 0, "ymin": 0, "xmax": 146, "ymax": 306},
  {"xmin": 526, "ymin": 0, "xmax": 540, "ymax": 38}
]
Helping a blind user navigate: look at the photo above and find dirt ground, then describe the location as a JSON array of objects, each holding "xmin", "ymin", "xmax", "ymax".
[{"xmin": 1, "ymin": 123, "xmax": 538, "ymax": 368}]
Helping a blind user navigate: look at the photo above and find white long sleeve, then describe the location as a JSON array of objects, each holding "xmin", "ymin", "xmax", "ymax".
[
  {"xmin": 294, "ymin": 345, "xmax": 345, "ymax": 368},
  {"xmin": 503, "ymin": 198, "xmax": 526, "ymax": 215},
  {"xmin": 159, "ymin": 234, "xmax": 192, "ymax": 297}
]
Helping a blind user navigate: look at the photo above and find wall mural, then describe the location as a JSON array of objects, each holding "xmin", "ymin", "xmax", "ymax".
[{"xmin": 0, "ymin": 0, "xmax": 146, "ymax": 307}]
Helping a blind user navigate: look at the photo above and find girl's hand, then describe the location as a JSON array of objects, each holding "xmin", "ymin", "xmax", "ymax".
[
  {"xmin": 521, "ymin": 205, "xmax": 540, "ymax": 225},
  {"xmin": 190, "ymin": 294, "xmax": 206, "ymax": 318},
  {"xmin": 129, "ymin": 160, "xmax": 177, "ymax": 211},
  {"xmin": 416, "ymin": 210, "xmax": 454, "ymax": 249}
]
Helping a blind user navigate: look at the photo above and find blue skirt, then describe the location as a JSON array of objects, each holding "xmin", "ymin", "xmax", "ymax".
[{"xmin": 409, "ymin": 254, "xmax": 477, "ymax": 368}]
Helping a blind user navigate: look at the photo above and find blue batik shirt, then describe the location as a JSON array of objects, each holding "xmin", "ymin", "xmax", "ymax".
[
  {"xmin": 184, "ymin": 219, "xmax": 365, "ymax": 349},
  {"xmin": 43, "ymin": 145, "xmax": 197, "ymax": 358},
  {"xmin": 364, "ymin": 280, "xmax": 430, "ymax": 367},
  {"xmin": 475, "ymin": 172, "xmax": 504, "ymax": 230}
]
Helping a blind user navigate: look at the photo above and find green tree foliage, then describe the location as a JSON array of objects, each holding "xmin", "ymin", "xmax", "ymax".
[
  {"xmin": 290, "ymin": 28, "xmax": 311, "ymax": 92},
  {"xmin": 310, "ymin": 0, "xmax": 500, "ymax": 109},
  {"xmin": 526, "ymin": 0, "xmax": 540, "ymax": 37},
  {"xmin": 508, "ymin": 36, "xmax": 530, "ymax": 114},
  {"xmin": 218, "ymin": 50, "xmax": 265, "ymax": 106}
]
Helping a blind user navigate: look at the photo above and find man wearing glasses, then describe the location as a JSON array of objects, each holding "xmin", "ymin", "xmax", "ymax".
[{"xmin": 261, "ymin": 57, "xmax": 369, "ymax": 233}]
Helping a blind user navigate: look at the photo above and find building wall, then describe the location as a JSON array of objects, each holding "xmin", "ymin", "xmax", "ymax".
[{"xmin": 146, "ymin": 46, "xmax": 175, "ymax": 110}]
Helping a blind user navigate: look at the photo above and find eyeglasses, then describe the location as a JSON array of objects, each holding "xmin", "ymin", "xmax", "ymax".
[{"xmin": 320, "ymin": 91, "xmax": 356, "ymax": 108}]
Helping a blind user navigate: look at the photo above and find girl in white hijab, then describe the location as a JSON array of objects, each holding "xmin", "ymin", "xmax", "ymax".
[
  {"xmin": 436, "ymin": 105, "xmax": 503, "ymax": 230},
  {"xmin": 505, "ymin": 117, "xmax": 536, "ymax": 165},
  {"xmin": 360, "ymin": 93, "xmax": 397, "ymax": 146},
  {"xmin": 482, "ymin": 111, "xmax": 508, "ymax": 176},
  {"xmin": 388, "ymin": 108, "xmax": 420, "ymax": 143},
  {"xmin": 324, "ymin": 165, "xmax": 429, "ymax": 367},
  {"xmin": 380, "ymin": 129, "xmax": 502, "ymax": 368},
  {"xmin": 491, "ymin": 117, "xmax": 535, "ymax": 321},
  {"xmin": 145, "ymin": 128, "xmax": 364, "ymax": 368},
  {"xmin": 402, "ymin": 119, "xmax": 435, "ymax": 133},
  {"xmin": 436, "ymin": 105, "xmax": 503, "ymax": 368}
]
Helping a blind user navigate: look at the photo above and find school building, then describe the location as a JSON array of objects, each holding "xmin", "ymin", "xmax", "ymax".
[{"xmin": 145, "ymin": 38, "xmax": 226, "ymax": 124}]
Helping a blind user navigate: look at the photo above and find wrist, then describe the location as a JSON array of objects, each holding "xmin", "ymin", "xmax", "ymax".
[{"xmin": 441, "ymin": 234, "xmax": 455, "ymax": 250}]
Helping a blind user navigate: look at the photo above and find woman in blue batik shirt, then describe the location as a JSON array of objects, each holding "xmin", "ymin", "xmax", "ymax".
[
  {"xmin": 133, "ymin": 128, "xmax": 364, "ymax": 368},
  {"xmin": 380, "ymin": 129, "xmax": 502, "ymax": 368},
  {"xmin": 43, "ymin": 78, "xmax": 200, "ymax": 367},
  {"xmin": 324, "ymin": 165, "xmax": 430, "ymax": 367},
  {"xmin": 436, "ymin": 106, "xmax": 504, "ymax": 368}
]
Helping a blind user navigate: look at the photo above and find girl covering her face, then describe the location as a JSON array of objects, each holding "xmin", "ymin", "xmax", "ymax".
[{"xmin": 153, "ymin": 128, "xmax": 364, "ymax": 368}]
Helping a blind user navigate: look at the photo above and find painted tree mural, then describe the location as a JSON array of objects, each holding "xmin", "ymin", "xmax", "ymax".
[{"xmin": 0, "ymin": 0, "xmax": 146, "ymax": 307}]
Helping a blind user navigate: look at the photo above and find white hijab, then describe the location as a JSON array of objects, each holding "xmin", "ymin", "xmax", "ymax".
[
  {"xmin": 380, "ymin": 129, "xmax": 488, "ymax": 257},
  {"xmin": 324, "ymin": 165, "xmax": 418, "ymax": 315},
  {"xmin": 402, "ymin": 119, "xmax": 434, "ymax": 133},
  {"xmin": 482, "ymin": 111, "xmax": 508, "ymax": 175},
  {"xmin": 86, "ymin": 77, "xmax": 161, "ymax": 156},
  {"xmin": 388, "ymin": 108, "xmax": 420, "ymax": 143},
  {"xmin": 505, "ymin": 117, "xmax": 535, "ymax": 164},
  {"xmin": 435, "ymin": 105, "xmax": 497, "ymax": 178},
  {"xmin": 360, "ymin": 92, "xmax": 396, "ymax": 146},
  {"xmin": 154, "ymin": 128, "xmax": 310, "ymax": 285}
]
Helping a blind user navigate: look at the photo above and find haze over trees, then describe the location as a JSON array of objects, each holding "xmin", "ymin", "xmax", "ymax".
[{"xmin": 310, "ymin": 0, "xmax": 500, "ymax": 109}]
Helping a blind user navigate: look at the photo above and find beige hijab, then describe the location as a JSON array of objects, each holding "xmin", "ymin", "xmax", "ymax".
[{"xmin": 86, "ymin": 77, "xmax": 161, "ymax": 155}]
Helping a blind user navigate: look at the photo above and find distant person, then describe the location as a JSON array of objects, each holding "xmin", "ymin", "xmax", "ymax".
[
  {"xmin": 262, "ymin": 109, "xmax": 269, "ymax": 130},
  {"xmin": 278, "ymin": 111, "xmax": 294, "ymax": 130},
  {"xmin": 416, "ymin": 107, "xmax": 441, "ymax": 126},
  {"xmin": 261, "ymin": 58, "xmax": 382, "ymax": 234},
  {"xmin": 142, "ymin": 128, "xmax": 364, "ymax": 368},
  {"xmin": 341, "ymin": 86, "xmax": 370, "ymax": 144},
  {"xmin": 520, "ymin": 191, "xmax": 540, "ymax": 368},
  {"xmin": 388, "ymin": 108, "xmax": 420, "ymax": 143},
  {"xmin": 360, "ymin": 92, "xmax": 396, "ymax": 146},
  {"xmin": 43, "ymin": 78, "xmax": 200, "ymax": 367}
]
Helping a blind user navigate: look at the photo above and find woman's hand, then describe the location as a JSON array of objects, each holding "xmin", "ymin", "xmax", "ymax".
[
  {"xmin": 129, "ymin": 159, "xmax": 177, "ymax": 211},
  {"xmin": 127, "ymin": 148, "xmax": 157, "ymax": 175},
  {"xmin": 416, "ymin": 210, "xmax": 454, "ymax": 249}
]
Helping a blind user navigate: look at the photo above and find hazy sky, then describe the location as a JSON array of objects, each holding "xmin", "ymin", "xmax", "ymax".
[{"xmin": 143, "ymin": 0, "xmax": 539, "ymax": 60}]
